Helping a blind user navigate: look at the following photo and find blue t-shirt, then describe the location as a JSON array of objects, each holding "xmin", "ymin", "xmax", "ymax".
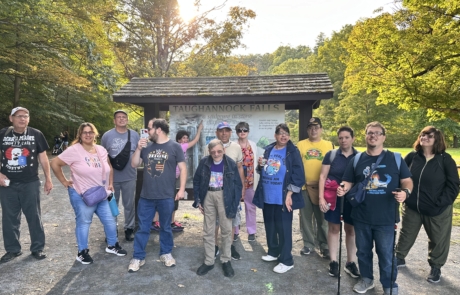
[
  {"xmin": 209, "ymin": 161, "xmax": 224, "ymax": 188},
  {"xmin": 261, "ymin": 147, "xmax": 287, "ymax": 205},
  {"xmin": 342, "ymin": 151, "xmax": 411, "ymax": 225},
  {"xmin": 322, "ymin": 148, "xmax": 358, "ymax": 184}
]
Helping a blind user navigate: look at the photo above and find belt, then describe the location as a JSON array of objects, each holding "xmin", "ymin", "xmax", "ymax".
[{"xmin": 208, "ymin": 187, "xmax": 224, "ymax": 191}]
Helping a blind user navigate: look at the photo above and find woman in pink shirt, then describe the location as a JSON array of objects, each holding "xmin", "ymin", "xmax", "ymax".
[{"xmin": 51, "ymin": 123, "xmax": 127, "ymax": 264}]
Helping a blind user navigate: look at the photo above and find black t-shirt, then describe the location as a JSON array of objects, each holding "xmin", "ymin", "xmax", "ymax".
[
  {"xmin": 342, "ymin": 151, "xmax": 411, "ymax": 226},
  {"xmin": 0, "ymin": 126, "xmax": 49, "ymax": 182}
]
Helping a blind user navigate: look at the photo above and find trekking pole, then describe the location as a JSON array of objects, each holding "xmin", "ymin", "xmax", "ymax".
[
  {"xmin": 337, "ymin": 183, "xmax": 345, "ymax": 295},
  {"xmin": 390, "ymin": 198, "xmax": 400, "ymax": 295}
]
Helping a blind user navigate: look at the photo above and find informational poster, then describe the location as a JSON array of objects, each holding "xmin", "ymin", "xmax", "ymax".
[{"xmin": 169, "ymin": 104, "xmax": 285, "ymax": 188}]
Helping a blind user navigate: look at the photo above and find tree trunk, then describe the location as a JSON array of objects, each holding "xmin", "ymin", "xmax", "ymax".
[{"xmin": 454, "ymin": 135, "xmax": 458, "ymax": 148}]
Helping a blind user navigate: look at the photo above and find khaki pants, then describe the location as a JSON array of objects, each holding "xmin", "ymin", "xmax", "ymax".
[
  {"xmin": 203, "ymin": 190, "xmax": 233, "ymax": 265},
  {"xmin": 299, "ymin": 190, "xmax": 328, "ymax": 250},
  {"xmin": 396, "ymin": 204, "xmax": 453, "ymax": 269}
]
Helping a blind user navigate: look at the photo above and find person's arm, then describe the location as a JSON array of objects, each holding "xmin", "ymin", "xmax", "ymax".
[
  {"xmin": 131, "ymin": 139, "xmax": 144, "ymax": 168},
  {"xmin": 192, "ymin": 159, "xmax": 204, "ymax": 214},
  {"xmin": 393, "ymin": 177, "xmax": 413, "ymax": 203},
  {"xmin": 38, "ymin": 151, "xmax": 53, "ymax": 195},
  {"xmin": 0, "ymin": 150, "xmax": 8, "ymax": 186},
  {"xmin": 438, "ymin": 155, "xmax": 460, "ymax": 206},
  {"xmin": 187, "ymin": 121, "xmax": 203, "ymax": 149},
  {"xmin": 107, "ymin": 157, "xmax": 114, "ymax": 192},
  {"xmin": 318, "ymin": 164, "xmax": 331, "ymax": 212},
  {"xmin": 50, "ymin": 157, "xmax": 73, "ymax": 188},
  {"xmin": 175, "ymin": 162, "xmax": 187, "ymax": 201},
  {"xmin": 285, "ymin": 147, "xmax": 306, "ymax": 212}
]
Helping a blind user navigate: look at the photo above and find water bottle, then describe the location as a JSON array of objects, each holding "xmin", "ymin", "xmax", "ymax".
[{"xmin": 325, "ymin": 203, "xmax": 331, "ymax": 211}]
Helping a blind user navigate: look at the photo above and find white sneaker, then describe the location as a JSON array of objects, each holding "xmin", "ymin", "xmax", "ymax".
[
  {"xmin": 262, "ymin": 255, "xmax": 278, "ymax": 262},
  {"xmin": 273, "ymin": 263, "xmax": 294, "ymax": 273},
  {"xmin": 160, "ymin": 253, "xmax": 176, "ymax": 267},
  {"xmin": 128, "ymin": 258, "xmax": 145, "ymax": 272}
]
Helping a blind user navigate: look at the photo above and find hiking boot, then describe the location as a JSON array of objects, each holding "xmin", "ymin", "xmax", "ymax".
[
  {"xmin": 76, "ymin": 249, "xmax": 93, "ymax": 265},
  {"xmin": 128, "ymin": 258, "xmax": 145, "ymax": 272},
  {"xmin": 427, "ymin": 266, "xmax": 441, "ymax": 283},
  {"xmin": 273, "ymin": 263, "xmax": 294, "ymax": 273},
  {"xmin": 329, "ymin": 261, "xmax": 339, "ymax": 277},
  {"xmin": 196, "ymin": 263, "xmax": 214, "ymax": 276},
  {"xmin": 150, "ymin": 221, "xmax": 160, "ymax": 231},
  {"xmin": 160, "ymin": 253, "xmax": 176, "ymax": 267},
  {"xmin": 222, "ymin": 261, "xmax": 235, "ymax": 277},
  {"xmin": 320, "ymin": 248, "xmax": 330, "ymax": 259},
  {"xmin": 215, "ymin": 245, "xmax": 220, "ymax": 259},
  {"xmin": 396, "ymin": 257, "xmax": 406, "ymax": 268},
  {"xmin": 300, "ymin": 246, "xmax": 311, "ymax": 255},
  {"xmin": 262, "ymin": 254, "xmax": 278, "ymax": 262},
  {"xmin": 0, "ymin": 251, "xmax": 22, "ymax": 263},
  {"xmin": 248, "ymin": 234, "xmax": 256, "ymax": 242},
  {"xmin": 171, "ymin": 221, "xmax": 184, "ymax": 232},
  {"xmin": 233, "ymin": 233, "xmax": 239, "ymax": 242},
  {"xmin": 353, "ymin": 278, "xmax": 375, "ymax": 294},
  {"xmin": 231, "ymin": 245, "xmax": 240, "ymax": 260},
  {"xmin": 31, "ymin": 250, "xmax": 47, "ymax": 260},
  {"xmin": 125, "ymin": 228, "xmax": 134, "ymax": 241},
  {"xmin": 345, "ymin": 261, "xmax": 360, "ymax": 278},
  {"xmin": 106, "ymin": 242, "xmax": 127, "ymax": 256}
]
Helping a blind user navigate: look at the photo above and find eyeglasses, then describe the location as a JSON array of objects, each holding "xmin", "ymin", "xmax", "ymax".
[
  {"xmin": 210, "ymin": 150, "xmax": 224, "ymax": 155},
  {"xmin": 13, "ymin": 115, "xmax": 29, "ymax": 119},
  {"xmin": 276, "ymin": 132, "xmax": 290, "ymax": 136},
  {"xmin": 307, "ymin": 125, "xmax": 320, "ymax": 131},
  {"xmin": 236, "ymin": 128, "xmax": 249, "ymax": 133},
  {"xmin": 82, "ymin": 131, "xmax": 95, "ymax": 136},
  {"xmin": 366, "ymin": 131, "xmax": 384, "ymax": 137},
  {"xmin": 420, "ymin": 133, "xmax": 434, "ymax": 139}
]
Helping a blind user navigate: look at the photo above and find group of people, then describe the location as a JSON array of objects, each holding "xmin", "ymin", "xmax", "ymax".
[{"xmin": 0, "ymin": 107, "xmax": 458, "ymax": 295}]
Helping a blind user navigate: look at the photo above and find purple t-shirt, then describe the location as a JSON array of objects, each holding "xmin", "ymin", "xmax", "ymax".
[{"xmin": 209, "ymin": 160, "xmax": 224, "ymax": 188}]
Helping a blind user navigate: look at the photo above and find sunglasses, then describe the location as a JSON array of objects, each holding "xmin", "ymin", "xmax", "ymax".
[
  {"xmin": 420, "ymin": 133, "xmax": 434, "ymax": 139},
  {"xmin": 237, "ymin": 128, "xmax": 249, "ymax": 133}
]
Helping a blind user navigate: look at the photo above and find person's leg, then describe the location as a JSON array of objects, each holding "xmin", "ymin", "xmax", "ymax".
[
  {"xmin": 262, "ymin": 204, "xmax": 280, "ymax": 257},
  {"xmin": 344, "ymin": 223, "xmax": 357, "ymax": 263},
  {"xmin": 68, "ymin": 187, "xmax": 96, "ymax": 251},
  {"xmin": 424, "ymin": 205, "xmax": 453, "ymax": 269},
  {"xmin": 133, "ymin": 198, "xmax": 156, "ymax": 260},
  {"xmin": 215, "ymin": 191, "xmax": 233, "ymax": 263},
  {"xmin": 374, "ymin": 224, "xmax": 398, "ymax": 290},
  {"xmin": 19, "ymin": 180, "xmax": 45, "ymax": 252},
  {"xmin": 277, "ymin": 205, "xmax": 294, "ymax": 266},
  {"xmin": 312, "ymin": 203, "xmax": 329, "ymax": 251},
  {"xmin": 327, "ymin": 222, "xmax": 340, "ymax": 262},
  {"xmin": 203, "ymin": 191, "xmax": 217, "ymax": 265},
  {"xmin": 395, "ymin": 204, "xmax": 422, "ymax": 260},
  {"xmin": 244, "ymin": 187, "xmax": 257, "ymax": 235},
  {"xmin": 119, "ymin": 179, "xmax": 137, "ymax": 230},
  {"xmin": 0, "ymin": 185, "xmax": 23, "ymax": 253},
  {"xmin": 354, "ymin": 220, "xmax": 375, "ymax": 281},
  {"xmin": 95, "ymin": 200, "xmax": 118, "ymax": 246},
  {"xmin": 157, "ymin": 198, "xmax": 175, "ymax": 255},
  {"xmin": 299, "ymin": 190, "xmax": 315, "ymax": 250}
]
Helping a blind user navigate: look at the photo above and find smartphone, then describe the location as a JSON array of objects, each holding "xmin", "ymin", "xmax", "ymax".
[
  {"xmin": 140, "ymin": 128, "xmax": 149, "ymax": 139},
  {"xmin": 395, "ymin": 188, "xmax": 402, "ymax": 192}
]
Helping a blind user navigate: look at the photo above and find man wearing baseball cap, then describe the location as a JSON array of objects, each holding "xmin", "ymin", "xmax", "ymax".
[
  {"xmin": 296, "ymin": 117, "xmax": 334, "ymax": 258},
  {"xmin": 0, "ymin": 107, "xmax": 53, "ymax": 263}
]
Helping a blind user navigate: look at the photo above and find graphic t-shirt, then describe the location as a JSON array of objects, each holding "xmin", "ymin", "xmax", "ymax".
[
  {"xmin": 0, "ymin": 127, "xmax": 49, "ymax": 183},
  {"xmin": 175, "ymin": 142, "xmax": 189, "ymax": 178},
  {"xmin": 58, "ymin": 144, "xmax": 111, "ymax": 195},
  {"xmin": 140, "ymin": 140, "xmax": 185, "ymax": 199},
  {"xmin": 261, "ymin": 147, "xmax": 287, "ymax": 205},
  {"xmin": 101, "ymin": 128, "xmax": 140, "ymax": 182},
  {"xmin": 342, "ymin": 151, "xmax": 411, "ymax": 225},
  {"xmin": 242, "ymin": 144, "xmax": 254, "ymax": 189},
  {"xmin": 209, "ymin": 160, "xmax": 224, "ymax": 188},
  {"xmin": 297, "ymin": 139, "xmax": 333, "ymax": 185}
]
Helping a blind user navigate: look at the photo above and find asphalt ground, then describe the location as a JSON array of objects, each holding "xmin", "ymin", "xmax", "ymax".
[{"xmin": 0, "ymin": 160, "xmax": 459, "ymax": 295}]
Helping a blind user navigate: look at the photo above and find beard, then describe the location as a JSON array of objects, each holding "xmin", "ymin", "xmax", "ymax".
[{"xmin": 150, "ymin": 134, "xmax": 157, "ymax": 143}]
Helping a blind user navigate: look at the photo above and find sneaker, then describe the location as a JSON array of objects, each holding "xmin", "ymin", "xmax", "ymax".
[
  {"xmin": 171, "ymin": 221, "xmax": 184, "ymax": 232},
  {"xmin": 160, "ymin": 253, "xmax": 176, "ymax": 267},
  {"xmin": 300, "ymin": 246, "xmax": 311, "ymax": 255},
  {"xmin": 353, "ymin": 278, "xmax": 375, "ymax": 294},
  {"xmin": 196, "ymin": 263, "xmax": 214, "ymax": 276},
  {"xmin": 329, "ymin": 261, "xmax": 339, "ymax": 277},
  {"xmin": 273, "ymin": 263, "xmax": 294, "ymax": 273},
  {"xmin": 150, "ymin": 221, "xmax": 160, "ymax": 231},
  {"xmin": 344, "ymin": 261, "xmax": 360, "ymax": 278},
  {"xmin": 76, "ymin": 249, "xmax": 93, "ymax": 265},
  {"xmin": 125, "ymin": 228, "xmax": 134, "ymax": 241},
  {"xmin": 396, "ymin": 257, "xmax": 406, "ymax": 268},
  {"xmin": 320, "ymin": 248, "xmax": 330, "ymax": 259},
  {"xmin": 215, "ymin": 245, "xmax": 220, "ymax": 259},
  {"xmin": 0, "ymin": 251, "xmax": 22, "ymax": 263},
  {"xmin": 233, "ymin": 233, "xmax": 239, "ymax": 242},
  {"xmin": 222, "ymin": 261, "xmax": 235, "ymax": 277},
  {"xmin": 106, "ymin": 242, "xmax": 127, "ymax": 256},
  {"xmin": 262, "ymin": 254, "xmax": 278, "ymax": 262},
  {"xmin": 427, "ymin": 266, "xmax": 441, "ymax": 283},
  {"xmin": 128, "ymin": 258, "xmax": 145, "ymax": 272},
  {"xmin": 231, "ymin": 245, "xmax": 240, "ymax": 260},
  {"xmin": 248, "ymin": 234, "xmax": 256, "ymax": 242}
]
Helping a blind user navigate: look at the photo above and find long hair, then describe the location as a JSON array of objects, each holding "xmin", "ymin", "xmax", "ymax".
[
  {"xmin": 413, "ymin": 126, "xmax": 446, "ymax": 154},
  {"xmin": 71, "ymin": 122, "xmax": 99, "ymax": 145}
]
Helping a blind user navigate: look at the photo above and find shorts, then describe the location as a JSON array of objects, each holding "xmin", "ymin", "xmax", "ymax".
[{"xmin": 324, "ymin": 198, "xmax": 353, "ymax": 225}]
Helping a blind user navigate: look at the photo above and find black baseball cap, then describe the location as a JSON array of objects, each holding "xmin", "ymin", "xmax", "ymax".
[{"xmin": 307, "ymin": 117, "xmax": 322, "ymax": 127}]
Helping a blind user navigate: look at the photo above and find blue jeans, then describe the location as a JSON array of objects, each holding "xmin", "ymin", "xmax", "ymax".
[
  {"xmin": 354, "ymin": 220, "xmax": 398, "ymax": 289},
  {"xmin": 133, "ymin": 197, "xmax": 174, "ymax": 260},
  {"xmin": 68, "ymin": 187, "xmax": 117, "ymax": 251}
]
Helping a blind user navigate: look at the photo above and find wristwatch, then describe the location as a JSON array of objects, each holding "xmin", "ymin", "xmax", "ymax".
[{"xmin": 401, "ymin": 188, "xmax": 411, "ymax": 198}]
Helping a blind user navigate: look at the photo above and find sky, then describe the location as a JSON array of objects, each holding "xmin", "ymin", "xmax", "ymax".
[{"xmin": 179, "ymin": 0, "xmax": 397, "ymax": 55}]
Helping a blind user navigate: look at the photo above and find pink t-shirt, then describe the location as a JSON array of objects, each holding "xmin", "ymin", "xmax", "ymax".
[
  {"xmin": 58, "ymin": 144, "xmax": 111, "ymax": 195},
  {"xmin": 175, "ymin": 142, "xmax": 189, "ymax": 178}
]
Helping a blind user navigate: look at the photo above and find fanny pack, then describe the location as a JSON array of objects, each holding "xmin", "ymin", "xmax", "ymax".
[{"xmin": 109, "ymin": 130, "xmax": 131, "ymax": 171}]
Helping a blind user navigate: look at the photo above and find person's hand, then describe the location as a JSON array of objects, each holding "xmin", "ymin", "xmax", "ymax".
[
  {"xmin": 198, "ymin": 204, "xmax": 204, "ymax": 215},
  {"xmin": 285, "ymin": 194, "xmax": 293, "ymax": 212},
  {"xmin": 0, "ymin": 173, "xmax": 9, "ymax": 187},
  {"xmin": 44, "ymin": 179, "xmax": 53, "ymax": 195},
  {"xmin": 175, "ymin": 190, "xmax": 185, "ymax": 201},
  {"xmin": 337, "ymin": 185, "xmax": 347, "ymax": 197},
  {"xmin": 62, "ymin": 180, "xmax": 73, "ymax": 189},
  {"xmin": 319, "ymin": 197, "xmax": 328, "ymax": 213},
  {"xmin": 138, "ymin": 138, "xmax": 148, "ymax": 150},
  {"xmin": 393, "ymin": 190, "xmax": 407, "ymax": 203},
  {"xmin": 108, "ymin": 184, "xmax": 114, "ymax": 191}
]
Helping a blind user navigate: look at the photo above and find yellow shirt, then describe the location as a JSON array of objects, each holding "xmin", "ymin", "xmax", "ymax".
[{"xmin": 296, "ymin": 139, "xmax": 334, "ymax": 185}]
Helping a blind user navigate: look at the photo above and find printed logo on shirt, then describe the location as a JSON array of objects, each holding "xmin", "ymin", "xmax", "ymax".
[
  {"xmin": 110, "ymin": 138, "xmax": 127, "ymax": 154},
  {"xmin": 147, "ymin": 149, "xmax": 169, "ymax": 177},
  {"xmin": 85, "ymin": 155, "xmax": 102, "ymax": 168},
  {"xmin": 363, "ymin": 164, "xmax": 391, "ymax": 194},
  {"xmin": 304, "ymin": 148, "xmax": 324, "ymax": 161},
  {"xmin": 4, "ymin": 146, "xmax": 30, "ymax": 170},
  {"xmin": 264, "ymin": 158, "xmax": 281, "ymax": 176}
]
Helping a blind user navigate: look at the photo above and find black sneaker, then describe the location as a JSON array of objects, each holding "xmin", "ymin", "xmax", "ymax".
[
  {"xmin": 231, "ymin": 245, "xmax": 240, "ymax": 260},
  {"xmin": 125, "ymin": 228, "xmax": 134, "ymax": 241},
  {"xmin": 106, "ymin": 242, "xmax": 127, "ymax": 256},
  {"xmin": 300, "ymin": 246, "xmax": 311, "ymax": 255},
  {"xmin": 396, "ymin": 257, "xmax": 406, "ymax": 268},
  {"xmin": 248, "ymin": 234, "xmax": 256, "ymax": 242},
  {"xmin": 427, "ymin": 267, "xmax": 441, "ymax": 283},
  {"xmin": 222, "ymin": 261, "xmax": 235, "ymax": 277},
  {"xmin": 0, "ymin": 251, "xmax": 22, "ymax": 263},
  {"xmin": 76, "ymin": 249, "xmax": 93, "ymax": 264},
  {"xmin": 233, "ymin": 233, "xmax": 239, "ymax": 242},
  {"xmin": 344, "ymin": 261, "xmax": 360, "ymax": 278},
  {"xmin": 31, "ymin": 250, "xmax": 47, "ymax": 260},
  {"xmin": 215, "ymin": 245, "xmax": 220, "ymax": 259},
  {"xmin": 197, "ymin": 263, "xmax": 214, "ymax": 276},
  {"xmin": 329, "ymin": 261, "xmax": 339, "ymax": 277},
  {"xmin": 320, "ymin": 249, "xmax": 330, "ymax": 259}
]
